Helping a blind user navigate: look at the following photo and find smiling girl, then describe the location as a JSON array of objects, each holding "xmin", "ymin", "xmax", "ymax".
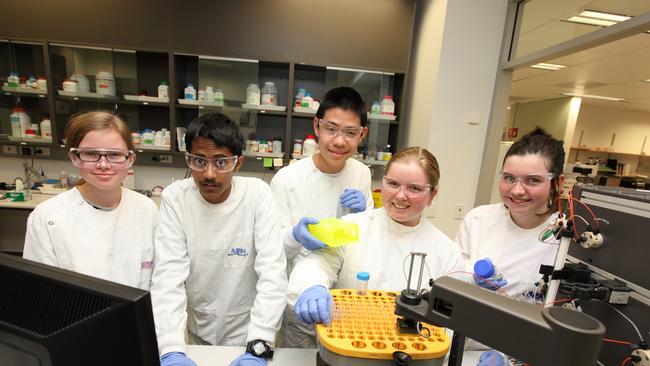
[
  {"xmin": 286, "ymin": 147, "xmax": 465, "ymax": 338},
  {"xmin": 455, "ymin": 127, "xmax": 565, "ymax": 303},
  {"xmin": 23, "ymin": 111, "xmax": 158, "ymax": 290}
]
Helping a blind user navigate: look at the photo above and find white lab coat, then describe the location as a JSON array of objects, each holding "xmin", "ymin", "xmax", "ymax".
[
  {"xmin": 455, "ymin": 203, "xmax": 560, "ymax": 302},
  {"xmin": 270, "ymin": 155, "xmax": 373, "ymax": 266},
  {"xmin": 287, "ymin": 208, "xmax": 466, "ymax": 305},
  {"xmin": 150, "ymin": 176, "xmax": 288, "ymax": 356},
  {"xmin": 23, "ymin": 187, "xmax": 158, "ymax": 290}
]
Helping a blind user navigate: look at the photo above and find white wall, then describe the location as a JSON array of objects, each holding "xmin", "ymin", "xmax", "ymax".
[{"xmin": 402, "ymin": 0, "xmax": 508, "ymax": 237}]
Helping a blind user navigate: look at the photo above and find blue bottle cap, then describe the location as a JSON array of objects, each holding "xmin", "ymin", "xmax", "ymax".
[
  {"xmin": 474, "ymin": 258, "xmax": 495, "ymax": 278},
  {"xmin": 356, "ymin": 271, "xmax": 370, "ymax": 281}
]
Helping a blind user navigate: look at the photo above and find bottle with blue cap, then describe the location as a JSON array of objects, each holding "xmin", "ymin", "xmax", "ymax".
[
  {"xmin": 356, "ymin": 271, "xmax": 370, "ymax": 295},
  {"xmin": 473, "ymin": 258, "xmax": 507, "ymax": 290}
]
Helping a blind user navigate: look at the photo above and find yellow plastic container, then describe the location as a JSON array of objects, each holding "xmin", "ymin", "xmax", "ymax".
[
  {"xmin": 372, "ymin": 190, "xmax": 383, "ymax": 208},
  {"xmin": 316, "ymin": 289, "xmax": 449, "ymax": 362},
  {"xmin": 308, "ymin": 218, "xmax": 359, "ymax": 247}
]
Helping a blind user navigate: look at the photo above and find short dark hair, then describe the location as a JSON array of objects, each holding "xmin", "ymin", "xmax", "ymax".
[
  {"xmin": 315, "ymin": 86, "xmax": 368, "ymax": 127},
  {"xmin": 185, "ymin": 112, "xmax": 244, "ymax": 156},
  {"xmin": 504, "ymin": 127, "xmax": 565, "ymax": 208}
]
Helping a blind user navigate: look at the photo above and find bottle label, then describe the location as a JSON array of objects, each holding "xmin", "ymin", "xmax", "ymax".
[{"xmin": 247, "ymin": 92, "xmax": 260, "ymax": 105}]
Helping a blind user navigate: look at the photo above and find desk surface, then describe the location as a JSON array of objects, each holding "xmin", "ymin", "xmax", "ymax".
[
  {"xmin": 185, "ymin": 345, "xmax": 482, "ymax": 366},
  {"xmin": 0, "ymin": 192, "xmax": 52, "ymax": 209}
]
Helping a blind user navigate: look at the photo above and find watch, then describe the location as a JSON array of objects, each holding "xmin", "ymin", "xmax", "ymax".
[{"xmin": 246, "ymin": 339, "xmax": 274, "ymax": 359}]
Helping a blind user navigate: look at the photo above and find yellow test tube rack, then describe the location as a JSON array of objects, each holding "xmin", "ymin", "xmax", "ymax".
[{"xmin": 316, "ymin": 289, "xmax": 450, "ymax": 364}]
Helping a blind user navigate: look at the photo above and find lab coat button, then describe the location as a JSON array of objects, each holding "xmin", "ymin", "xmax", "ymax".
[{"xmin": 48, "ymin": 221, "xmax": 54, "ymax": 225}]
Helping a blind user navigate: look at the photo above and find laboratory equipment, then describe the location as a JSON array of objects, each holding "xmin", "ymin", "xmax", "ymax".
[
  {"xmin": 315, "ymin": 288, "xmax": 449, "ymax": 366},
  {"xmin": 307, "ymin": 217, "xmax": 359, "ymax": 247},
  {"xmin": 394, "ymin": 252, "xmax": 605, "ymax": 365},
  {"xmin": 562, "ymin": 184, "xmax": 650, "ymax": 365},
  {"xmin": 0, "ymin": 253, "xmax": 159, "ymax": 366}
]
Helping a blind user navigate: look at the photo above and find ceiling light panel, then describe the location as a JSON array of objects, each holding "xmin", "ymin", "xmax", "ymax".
[
  {"xmin": 566, "ymin": 16, "xmax": 618, "ymax": 27},
  {"xmin": 530, "ymin": 62, "xmax": 567, "ymax": 71},
  {"xmin": 578, "ymin": 10, "xmax": 631, "ymax": 23},
  {"xmin": 561, "ymin": 92, "xmax": 624, "ymax": 101}
]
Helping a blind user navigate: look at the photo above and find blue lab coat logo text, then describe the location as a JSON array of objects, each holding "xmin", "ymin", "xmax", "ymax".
[{"xmin": 227, "ymin": 247, "xmax": 249, "ymax": 256}]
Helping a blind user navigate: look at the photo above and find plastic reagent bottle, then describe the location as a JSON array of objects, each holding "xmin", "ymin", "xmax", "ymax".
[
  {"xmin": 380, "ymin": 95, "xmax": 395, "ymax": 115},
  {"xmin": 371, "ymin": 101, "xmax": 381, "ymax": 115},
  {"xmin": 158, "ymin": 81, "xmax": 168, "ymax": 99},
  {"xmin": 474, "ymin": 258, "xmax": 503, "ymax": 281},
  {"xmin": 214, "ymin": 89, "xmax": 224, "ymax": 105},
  {"xmin": 302, "ymin": 134, "xmax": 317, "ymax": 156},
  {"xmin": 261, "ymin": 81, "xmax": 278, "ymax": 106},
  {"xmin": 246, "ymin": 83, "xmax": 261, "ymax": 105},
  {"xmin": 356, "ymin": 271, "xmax": 370, "ymax": 296},
  {"xmin": 184, "ymin": 83, "xmax": 196, "ymax": 100}
]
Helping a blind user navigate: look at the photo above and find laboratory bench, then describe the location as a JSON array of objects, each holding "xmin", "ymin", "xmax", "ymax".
[{"xmin": 185, "ymin": 345, "xmax": 482, "ymax": 365}]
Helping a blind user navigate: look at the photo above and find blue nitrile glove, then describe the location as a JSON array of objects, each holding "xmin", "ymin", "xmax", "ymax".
[
  {"xmin": 160, "ymin": 352, "xmax": 198, "ymax": 366},
  {"xmin": 295, "ymin": 285, "xmax": 333, "ymax": 325},
  {"xmin": 477, "ymin": 350, "xmax": 507, "ymax": 366},
  {"xmin": 229, "ymin": 352, "xmax": 267, "ymax": 366},
  {"xmin": 473, "ymin": 258, "xmax": 508, "ymax": 291},
  {"xmin": 340, "ymin": 188, "xmax": 366, "ymax": 213},
  {"xmin": 292, "ymin": 217, "xmax": 325, "ymax": 250}
]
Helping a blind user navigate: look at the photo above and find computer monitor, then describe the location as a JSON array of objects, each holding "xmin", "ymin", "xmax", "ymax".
[{"xmin": 0, "ymin": 254, "xmax": 160, "ymax": 366}]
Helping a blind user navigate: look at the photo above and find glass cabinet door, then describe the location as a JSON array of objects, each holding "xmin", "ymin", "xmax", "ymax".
[
  {"xmin": 291, "ymin": 64, "xmax": 402, "ymax": 165},
  {"xmin": 0, "ymin": 41, "xmax": 51, "ymax": 144},
  {"xmin": 175, "ymin": 54, "xmax": 289, "ymax": 160},
  {"xmin": 50, "ymin": 44, "xmax": 170, "ymax": 150}
]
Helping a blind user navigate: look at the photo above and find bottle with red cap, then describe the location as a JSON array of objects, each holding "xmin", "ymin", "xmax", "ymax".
[{"xmin": 302, "ymin": 134, "xmax": 318, "ymax": 156}]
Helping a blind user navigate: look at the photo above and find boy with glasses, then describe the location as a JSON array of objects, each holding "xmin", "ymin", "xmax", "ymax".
[
  {"xmin": 270, "ymin": 86, "xmax": 374, "ymax": 347},
  {"xmin": 150, "ymin": 113, "xmax": 287, "ymax": 366}
]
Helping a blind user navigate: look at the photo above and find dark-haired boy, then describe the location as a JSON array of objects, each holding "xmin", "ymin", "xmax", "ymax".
[
  {"xmin": 270, "ymin": 86, "xmax": 373, "ymax": 347},
  {"xmin": 151, "ymin": 113, "xmax": 287, "ymax": 366}
]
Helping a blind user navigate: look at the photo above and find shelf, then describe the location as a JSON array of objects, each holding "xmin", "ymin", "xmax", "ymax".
[
  {"xmin": 7, "ymin": 136, "xmax": 53, "ymax": 144},
  {"xmin": 123, "ymin": 95, "xmax": 169, "ymax": 106},
  {"xmin": 570, "ymin": 146, "xmax": 647, "ymax": 157},
  {"xmin": 367, "ymin": 113, "xmax": 398, "ymax": 123},
  {"xmin": 292, "ymin": 107, "xmax": 317, "ymax": 117},
  {"xmin": 243, "ymin": 151, "xmax": 285, "ymax": 159},
  {"xmin": 134, "ymin": 145, "xmax": 171, "ymax": 152},
  {"xmin": 57, "ymin": 90, "xmax": 119, "ymax": 101},
  {"xmin": 2, "ymin": 86, "xmax": 47, "ymax": 97},
  {"xmin": 241, "ymin": 103, "xmax": 287, "ymax": 115},
  {"xmin": 177, "ymin": 98, "xmax": 225, "ymax": 109}
]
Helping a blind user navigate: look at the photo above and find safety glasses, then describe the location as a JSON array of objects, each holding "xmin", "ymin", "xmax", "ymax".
[
  {"xmin": 69, "ymin": 148, "xmax": 134, "ymax": 168},
  {"xmin": 185, "ymin": 152, "xmax": 239, "ymax": 172}
]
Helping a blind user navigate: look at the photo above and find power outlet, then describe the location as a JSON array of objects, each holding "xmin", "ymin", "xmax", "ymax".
[
  {"xmin": 35, "ymin": 147, "xmax": 50, "ymax": 156},
  {"xmin": 2, "ymin": 145, "xmax": 18, "ymax": 154},
  {"xmin": 158, "ymin": 155, "xmax": 173, "ymax": 164},
  {"xmin": 453, "ymin": 204, "xmax": 465, "ymax": 220},
  {"xmin": 21, "ymin": 146, "xmax": 34, "ymax": 156}
]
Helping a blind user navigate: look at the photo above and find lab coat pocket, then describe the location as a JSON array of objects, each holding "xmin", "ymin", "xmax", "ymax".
[
  {"xmin": 221, "ymin": 307, "xmax": 250, "ymax": 346},
  {"xmin": 223, "ymin": 231, "xmax": 254, "ymax": 269}
]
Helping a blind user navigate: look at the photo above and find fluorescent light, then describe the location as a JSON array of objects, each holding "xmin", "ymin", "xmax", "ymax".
[
  {"xmin": 579, "ymin": 10, "xmax": 631, "ymax": 23},
  {"xmin": 566, "ymin": 16, "xmax": 618, "ymax": 27},
  {"xmin": 530, "ymin": 62, "xmax": 567, "ymax": 71},
  {"xmin": 565, "ymin": 10, "xmax": 631, "ymax": 27},
  {"xmin": 561, "ymin": 92, "xmax": 624, "ymax": 102}
]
